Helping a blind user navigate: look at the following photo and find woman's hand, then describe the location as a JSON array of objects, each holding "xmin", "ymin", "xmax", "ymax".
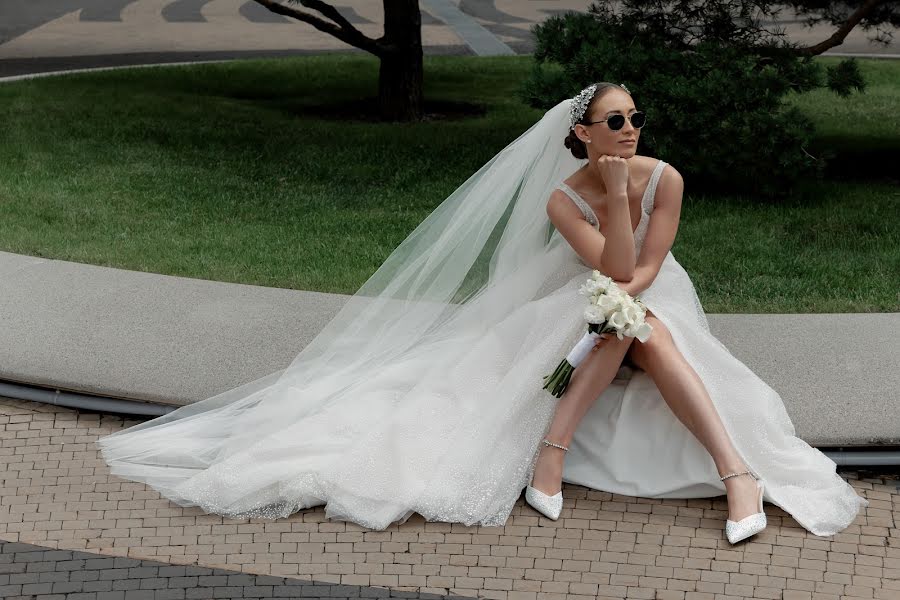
[
  {"xmin": 596, "ymin": 155, "xmax": 629, "ymax": 198},
  {"xmin": 613, "ymin": 278, "xmax": 638, "ymax": 297},
  {"xmin": 592, "ymin": 278, "xmax": 639, "ymax": 350},
  {"xmin": 592, "ymin": 332, "xmax": 611, "ymax": 350}
]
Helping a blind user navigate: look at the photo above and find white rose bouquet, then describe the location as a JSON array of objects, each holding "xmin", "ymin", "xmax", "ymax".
[{"xmin": 542, "ymin": 270, "xmax": 654, "ymax": 398}]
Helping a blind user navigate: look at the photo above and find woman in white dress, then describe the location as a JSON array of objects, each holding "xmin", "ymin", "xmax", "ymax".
[
  {"xmin": 524, "ymin": 83, "xmax": 810, "ymax": 543},
  {"xmin": 97, "ymin": 83, "xmax": 867, "ymax": 543}
]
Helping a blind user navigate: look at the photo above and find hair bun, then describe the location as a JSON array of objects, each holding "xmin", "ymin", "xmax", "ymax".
[{"xmin": 564, "ymin": 130, "xmax": 588, "ymax": 160}]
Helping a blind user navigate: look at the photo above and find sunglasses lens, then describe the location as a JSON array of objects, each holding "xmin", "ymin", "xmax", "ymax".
[
  {"xmin": 607, "ymin": 115, "xmax": 626, "ymax": 130},
  {"xmin": 631, "ymin": 112, "xmax": 646, "ymax": 128}
]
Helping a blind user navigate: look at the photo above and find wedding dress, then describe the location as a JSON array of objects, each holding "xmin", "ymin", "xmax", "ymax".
[{"xmin": 97, "ymin": 98, "xmax": 867, "ymax": 537}]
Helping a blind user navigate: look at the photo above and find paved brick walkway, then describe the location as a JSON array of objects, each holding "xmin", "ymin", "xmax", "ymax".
[
  {"xmin": 2, "ymin": 396, "xmax": 898, "ymax": 599},
  {"xmin": 0, "ymin": 540, "xmax": 465, "ymax": 599}
]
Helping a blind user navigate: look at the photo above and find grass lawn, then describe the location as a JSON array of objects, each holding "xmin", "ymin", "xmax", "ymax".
[{"xmin": 0, "ymin": 54, "xmax": 896, "ymax": 312}]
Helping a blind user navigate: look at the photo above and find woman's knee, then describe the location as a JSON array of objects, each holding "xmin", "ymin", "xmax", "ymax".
[
  {"xmin": 599, "ymin": 331, "xmax": 635, "ymax": 348},
  {"xmin": 643, "ymin": 316, "xmax": 671, "ymax": 345},
  {"xmin": 592, "ymin": 331, "xmax": 634, "ymax": 359},
  {"xmin": 628, "ymin": 316, "xmax": 673, "ymax": 365}
]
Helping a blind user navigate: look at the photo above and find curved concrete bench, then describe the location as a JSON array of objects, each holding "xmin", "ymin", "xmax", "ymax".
[{"xmin": 1, "ymin": 250, "xmax": 897, "ymax": 446}]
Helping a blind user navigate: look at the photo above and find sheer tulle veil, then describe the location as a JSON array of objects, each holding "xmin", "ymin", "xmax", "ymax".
[{"xmin": 97, "ymin": 99, "xmax": 588, "ymax": 496}]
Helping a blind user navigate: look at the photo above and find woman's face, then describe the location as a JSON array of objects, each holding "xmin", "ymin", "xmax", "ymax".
[{"xmin": 576, "ymin": 89, "xmax": 640, "ymax": 159}]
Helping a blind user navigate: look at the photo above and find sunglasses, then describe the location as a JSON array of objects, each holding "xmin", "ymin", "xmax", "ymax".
[{"xmin": 585, "ymin": 111, "xmax": 647, "ymax": 131}]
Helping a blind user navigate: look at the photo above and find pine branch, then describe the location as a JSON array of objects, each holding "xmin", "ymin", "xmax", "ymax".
[{"xmin": 797, "ymin": 0, "xmax": 887, "ymax": 55}]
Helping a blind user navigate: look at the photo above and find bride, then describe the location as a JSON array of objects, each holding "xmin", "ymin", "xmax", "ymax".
[{"xmin": 97, "ymin": 82, "xmax": 867, "ymax": 544}]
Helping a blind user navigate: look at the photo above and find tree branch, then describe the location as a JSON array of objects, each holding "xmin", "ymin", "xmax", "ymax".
[
  {"xmin": 797, "ymin": 0, "xmax": 886, "ymax": 56},
  {"xmin": 251, "ymin": 0, "xmax": 385, "ymax": 56},
  {"xmin": 294, "ymin": 0, "xmax": 357, "ymax": 32}
]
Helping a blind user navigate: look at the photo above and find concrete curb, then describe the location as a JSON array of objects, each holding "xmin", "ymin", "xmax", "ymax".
[
  {"xmin": 0, "ymin": 58, "xmax": 234, "ymax": 83},
  {"xmin": 1, "ymin": 250, "xmax": 898, "ymax": 446}
]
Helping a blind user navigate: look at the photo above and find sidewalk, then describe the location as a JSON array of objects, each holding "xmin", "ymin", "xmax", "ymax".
[{"xmin": 1, "ymin": 395, "xmax": 898, "ymax": 600}]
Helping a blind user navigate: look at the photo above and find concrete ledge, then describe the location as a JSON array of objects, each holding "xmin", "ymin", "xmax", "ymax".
[
  {"xmin": 1, "ymin": 250, "xmax": 897, "ymax": 446},
  {"xmin": 0, "ymin": 251, "xmax": 347, "ymax": 406}
]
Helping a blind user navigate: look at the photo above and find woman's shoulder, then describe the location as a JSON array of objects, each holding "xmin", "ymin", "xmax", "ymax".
[
  {"xmin": 642, "ymin": 156, "xmax": 683, "ymax": 186},
  {"xmin": 634, "ymin": 154, "xmax": 667, "ymax": 175},
  {"xmin": 636, "ymin": 156, "xmax": 683, "ymax": 193}
]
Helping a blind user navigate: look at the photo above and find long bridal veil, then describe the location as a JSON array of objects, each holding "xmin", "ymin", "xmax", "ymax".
[{"xmin": 97, "ymin": 99, "xmax": 591, "ymax": 521}]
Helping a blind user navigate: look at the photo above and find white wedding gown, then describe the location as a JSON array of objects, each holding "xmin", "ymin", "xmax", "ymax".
[{"xmin": 97, "ymin": 158, "xmax": 867, "ymax": 537}]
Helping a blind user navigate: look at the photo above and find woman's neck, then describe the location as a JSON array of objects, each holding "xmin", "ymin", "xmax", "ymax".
[
  {"xmin": 577, "ymin": 158, "xmax": 632, "ymax": 200},
  {"xmin": 581, "ymin": 163, "xmax": 607, "ymax": 195}
]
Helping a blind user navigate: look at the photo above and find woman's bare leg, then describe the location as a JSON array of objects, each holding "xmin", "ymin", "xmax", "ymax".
[
  {"xmin": 627, "ymin": 313, "xmax": 760, "ymax": 521},
  {"xmin": 530, "ymin": 334, "xmax": 634, "ymax": 495}
]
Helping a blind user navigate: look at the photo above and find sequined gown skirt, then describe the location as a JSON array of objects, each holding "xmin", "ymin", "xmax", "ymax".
[{"xmin": 96, "ymin": 249, "xmax": 867, "ymax": 535}]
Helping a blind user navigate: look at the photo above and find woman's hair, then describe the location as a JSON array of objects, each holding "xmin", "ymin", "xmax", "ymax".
[{"xmin": 563, "ymin": 82, "xmax": 626, "ymax": 160}]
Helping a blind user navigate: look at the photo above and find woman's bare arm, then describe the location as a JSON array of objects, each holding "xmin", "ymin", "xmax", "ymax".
[
  {"xmin": 612, "ymin": 166, "xmax": 684, "ymax": 297},
  {"xmin": 546, "ymin": 189, "xmax": 635, "ymax": 280},
  {"xmin": 546, "ymin": 190, "xmax": 608, "ymax": 271},
  {"xmin": 598, "ymin": 191, "xmax": 636, "ymax": 281}
]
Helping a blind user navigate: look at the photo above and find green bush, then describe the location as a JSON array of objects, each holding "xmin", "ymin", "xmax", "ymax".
[{"xmin": 520, "ymin": 9, "xmax": 837, "ymax": 199}]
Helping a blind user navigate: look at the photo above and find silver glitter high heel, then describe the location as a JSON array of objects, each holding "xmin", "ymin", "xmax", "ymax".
[
  {"xmin": 525, "ymin": 439, "xmax": 568, "ymax": 520},
  {"xmin": 720, "ymin": 468, "xmax": 766, "ymax": 544}
]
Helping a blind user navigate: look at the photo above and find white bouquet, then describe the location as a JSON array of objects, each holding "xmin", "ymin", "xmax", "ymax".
[{"xmin": 542, "ymin": 270, "xmax": 654, "ymax": 398}]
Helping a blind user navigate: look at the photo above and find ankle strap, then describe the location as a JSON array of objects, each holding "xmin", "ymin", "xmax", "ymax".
[
  {"xmin": 719, "ymin": 470, "xmax": 753, "ymax": 481},
  {"xmin": 542, "ymin": 439, "xmax": 568, "ymax": 452}
]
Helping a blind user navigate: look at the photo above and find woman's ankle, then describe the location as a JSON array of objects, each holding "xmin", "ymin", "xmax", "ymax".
[{"xmin": 716, "ymin": 461, "xmax": 750, "ymax": 478}]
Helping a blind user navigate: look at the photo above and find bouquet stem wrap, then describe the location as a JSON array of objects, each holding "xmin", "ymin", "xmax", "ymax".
[{"xmin": 542, "ymin": 325, "xmax": 604, "ymax": 398}]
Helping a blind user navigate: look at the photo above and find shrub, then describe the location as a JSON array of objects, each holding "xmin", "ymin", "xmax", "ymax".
[{"xmin": 520, "ymin": 6, "xmax": 846, "ymax": 199}]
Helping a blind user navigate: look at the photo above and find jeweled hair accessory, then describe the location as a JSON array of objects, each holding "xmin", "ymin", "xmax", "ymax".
[
  {"xmin": 568, "ymin": 83, "xmax": 633, "ymax": 130},
  {"xmin": 568, "ymin": 84, "xmax": 597, "ymax": 130}
]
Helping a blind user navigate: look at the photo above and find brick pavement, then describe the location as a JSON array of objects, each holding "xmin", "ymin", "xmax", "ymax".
[
  {"xmin": 0, "ymin": 540, "xmax": 467, "ymax": 599},
  {"xmin": 1, "ymin": 396, "xmax": 898, "ymax": 600}
]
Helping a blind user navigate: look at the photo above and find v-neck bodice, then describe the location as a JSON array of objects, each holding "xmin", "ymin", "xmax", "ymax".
[
  {"xmin": 557, "ymin": 181, "xmax": 647, "ymax": 235},
  {"xmin": 556, "ymin": 159, "xmax": 668, "ymax": 256}
]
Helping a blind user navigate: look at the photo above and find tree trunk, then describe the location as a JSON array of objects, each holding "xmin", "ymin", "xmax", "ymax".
[{"xmin": 378, "ymin": 0, "xmax": 424, "ymax": 122}]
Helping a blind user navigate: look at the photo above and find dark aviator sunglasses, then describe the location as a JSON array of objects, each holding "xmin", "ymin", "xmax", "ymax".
[{"xmin": 584, "ymin": 111, "xmax": 647, "ymax": 131}]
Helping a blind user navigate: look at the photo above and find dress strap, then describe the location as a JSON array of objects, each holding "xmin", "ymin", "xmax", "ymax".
[
  {"xmin": 642, "ymin": 160, "xmax": 668, "ymax": 214},
  {"xmin": 556, "ymin": 183, "xmax": 599, "ymax": 230}
]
